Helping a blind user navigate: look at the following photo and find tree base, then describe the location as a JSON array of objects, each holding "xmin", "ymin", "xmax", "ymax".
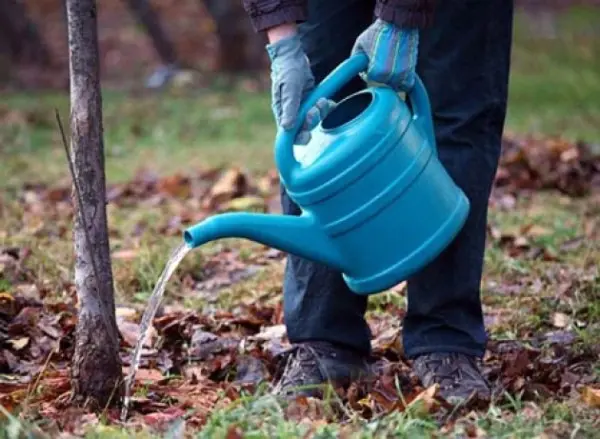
[{"xmin": 70, "ymin": 313, "xmax": 123, "ymax": 410}]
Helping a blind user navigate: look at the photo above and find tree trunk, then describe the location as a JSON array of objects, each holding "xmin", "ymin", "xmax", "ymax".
[
  {"xmin": 202, "ymin": 0, "xmax": 266, "ymax": 72},
  {"xmin": 66, "ymin": 0, "xmax": 123, "ymax": 409},
  {"xmin": 122, "ymin": 0, "xmax": 178, "ymax": 65},
  {"xmin": 0, "ymin": 0, "xmax": 51, "ymax": 65}
]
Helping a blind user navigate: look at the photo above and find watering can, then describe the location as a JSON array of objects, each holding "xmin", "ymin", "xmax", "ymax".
[{"xmin": 183, "ymin": 53, "xmax": 470, "ymax": 295}]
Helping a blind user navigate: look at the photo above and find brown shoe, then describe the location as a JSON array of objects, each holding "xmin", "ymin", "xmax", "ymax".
[
  {"xmin": 272, "ymin": 341, "xmax": 371, "ymax": 399},
  {"xmin": 412, "ymin": 352, "xmax": 491, "ymax": 405}
]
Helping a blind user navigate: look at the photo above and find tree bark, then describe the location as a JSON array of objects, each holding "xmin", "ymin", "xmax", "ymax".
[
  {"xmin": 0, "ymin": 0, "xmax": 51, "ymax": 65},
  {"xmin": 202, "ymin": 0, "xmax": 266, "ymax": 72},
  {"xmin": 122, "ymin": 0, "xmax": 178, "ymax": 65},
  {"xmin": 66, "ymin": 0, "xmax": 123, "ymax": 409}
]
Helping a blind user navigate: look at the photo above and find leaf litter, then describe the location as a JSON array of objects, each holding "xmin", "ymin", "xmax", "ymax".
[{"xmin": 0, "ymin": 135, "xmax": 599, "ymax": 436}]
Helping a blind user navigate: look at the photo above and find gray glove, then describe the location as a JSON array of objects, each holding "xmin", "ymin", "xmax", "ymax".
[{"xmin": 266, "ymin": 33, "xmax": 335, "ymax": 145}]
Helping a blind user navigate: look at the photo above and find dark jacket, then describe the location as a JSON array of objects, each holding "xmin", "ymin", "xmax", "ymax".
[{"xmin": 241, "ymin": 0, "xmax": 435, "ymax": 32}]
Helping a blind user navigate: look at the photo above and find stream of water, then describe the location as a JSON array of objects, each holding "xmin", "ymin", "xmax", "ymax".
[{"xmin": 120, "ymin": 242, "xmax": 191, "ymax": 421}]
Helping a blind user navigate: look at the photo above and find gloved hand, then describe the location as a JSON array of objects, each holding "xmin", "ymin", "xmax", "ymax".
[
  {"xmin": 351, "ymin": 19, "xmax": 419, "ymax": 92},
  {"xmin": 266, "ymin": 33, "xmax": 336, "ymax": 145}
]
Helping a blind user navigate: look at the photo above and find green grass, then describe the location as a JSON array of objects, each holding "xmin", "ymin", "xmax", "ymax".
[
  {"xmin": 506, "ymin": 6, "xmax": 600, "ymax": 140},
  {"xmin": 2, "ymin": 395, "xmax": 598, "ymax": 438}
]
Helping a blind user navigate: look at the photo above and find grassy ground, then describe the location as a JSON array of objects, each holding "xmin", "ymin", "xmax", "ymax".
[{"xmin": 1, "ymin": 5, "xmax": 599, "ymax": 439}]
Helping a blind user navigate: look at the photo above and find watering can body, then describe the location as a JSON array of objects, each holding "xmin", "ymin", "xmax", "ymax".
[{"xmin": 184, "ymin": 53, "xmax": 470, "ymax": 295}]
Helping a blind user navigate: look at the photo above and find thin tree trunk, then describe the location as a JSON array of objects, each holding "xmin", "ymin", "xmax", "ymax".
[
  {"xmin": 202, "ymin": 0, "xmax": 266, "ymax": 72},
  {"xmin": 0, "ymin": 0, "xmax": 51, "ymax": 65},
  {"xmin": 66, "ymin": 0, "xmax": 123, "ymax": 409},
  {"xmin": 122, "ymin": 0, "xmax": 178, "ymax": 65}
]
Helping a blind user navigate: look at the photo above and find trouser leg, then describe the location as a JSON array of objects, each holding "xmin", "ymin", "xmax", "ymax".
[
  {"xmin": 281, "ymin": 0, "xmax": 376, "ymax": 355},
  {"xmin": 403, "ymin": 0, "xmax": 514, "ymax": 358}
]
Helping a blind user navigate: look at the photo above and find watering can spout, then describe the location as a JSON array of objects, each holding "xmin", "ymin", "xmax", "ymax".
[{"xmin": 183, "ymin": 213, "xmax": 345, "ymax": 271}]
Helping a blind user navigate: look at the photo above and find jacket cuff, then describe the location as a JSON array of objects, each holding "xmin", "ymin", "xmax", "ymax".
[
  {"xmin": 374, "ymin": 1, "xmax": 435, "ymax": 29},
  {"xmin": 245, "ymin": 2, "xmax": 308, "ymax": 32}
]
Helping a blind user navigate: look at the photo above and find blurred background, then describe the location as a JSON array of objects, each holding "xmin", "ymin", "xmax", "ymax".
[{"xmin": 0, "ymin": 0, "xmax": 599, "ymax": 188}]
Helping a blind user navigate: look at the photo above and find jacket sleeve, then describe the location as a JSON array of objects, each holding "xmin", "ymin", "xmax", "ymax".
[
  {"xmin": 241, "ymin": 0, "xmax": 435, "ymax": 33},
  {"xmin": 374, "ymin": 0, "xmax": 436, "ymax": 28},
  {"xmin": 241, "ymin": 0, "xmax": 308, "ymax": 32}
]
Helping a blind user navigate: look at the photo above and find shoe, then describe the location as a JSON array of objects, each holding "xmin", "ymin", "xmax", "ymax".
[
  {"xmin": 272, "ymin": 341, "xmax": 371, "ymax": 399},
  {"xmin": 412, "ymin": 352, "xmax": 491, "ymax": 405}
]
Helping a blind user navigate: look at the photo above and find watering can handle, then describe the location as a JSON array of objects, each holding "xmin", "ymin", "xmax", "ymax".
[
  {"xmin": 274, "ymin": 52, "xmax": 436, "ymax": 184},
  {"xmin": 274, "ymin": 52, "xmax": 370, "ymax": 185},
  {"xmin": 407, "ymin": 75, "xmax": 437, "ymax": 157}
]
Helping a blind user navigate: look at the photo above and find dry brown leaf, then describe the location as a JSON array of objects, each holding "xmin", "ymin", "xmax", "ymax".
[
  {"xmin": 522, "ymin": 224, "xmax": 553, "ymax": 238},
  {"xmin": 116, "ymin": 307, "xmax": 138, "ymax": 320},
  {"xmin": 143, "ymin": 407, "xmax": 186, "ymax": 428},
  {"xmin": 208, "ymin": 168, "xmax": 248, "ymax": 207},
  {"xmin": 552, "ymin": 312, "xmax": 570, "ymax": 329},
  {"xmin": 408, "ymin": 384, "xmax": 441, "ymax": 415},
  {"xmin": 182, "ymin": 365, "xmax": 205, "ymax": 383},
  {"xmin": 250, "ymin": 324, "xmax": 286, "ymax": 341},
  {"xmin": 118, "ymin": 319, "xmax": 157, "ymax": 348},
  {"xmin": 285, "ymin": 396, "xmax": 327, "ymax": 422},
  {"xmin": 225, "ymin": 425, "xmax": 244, "ymax": 439},
  {"xmin": 7, "ymin": 337, "xmax": 29, "ymax": 351},
  {"xmin": 392, "ymin": 281, "xmax": 407, "ymax": 293},
  {"xmin": 123, "ymin": 367, "xmax": 163, "ymax": 383},
  {"xmin": 371, "ymin": 327, "xmax": 402, "ymax": 355},
  {"xmin": 222, "ymin": 196, "xmax": 267, "ymax": 212},
  {"xmin": 581, "ymin": 386, "xmax": 600, "ymax": 408},
  {"xmin": 157, "ymin": 175, "xmax": 191, "ymax": 198},
  {"xmin": 0, "ymin": 292, "xmax": 16, "ymax": 316},
  {"xmin": 112, "ymin": 249, "xmax": 139, "ymax": 260}
]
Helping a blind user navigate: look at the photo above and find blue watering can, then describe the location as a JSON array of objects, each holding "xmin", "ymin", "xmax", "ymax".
[{"xmin": 184, "ymin": 53, "xmax": 470, "ymax": 295}]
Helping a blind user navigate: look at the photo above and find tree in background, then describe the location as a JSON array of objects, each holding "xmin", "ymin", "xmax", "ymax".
[
  {"xmin": 202, "ymin": 0, "xmax": 266, "ymax": 73},
  {"xmin": 121, "ymin": 0, "xmax": 182, "ymax": 89},
  {"xmin": 0, "ymin": 0, "xmax": 51, "ymax": 77}
]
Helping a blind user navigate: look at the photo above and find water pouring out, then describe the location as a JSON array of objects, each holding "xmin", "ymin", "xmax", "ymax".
[{"xmin": 121, "ymin": 242, "xmax": 191, "ymax": 421}]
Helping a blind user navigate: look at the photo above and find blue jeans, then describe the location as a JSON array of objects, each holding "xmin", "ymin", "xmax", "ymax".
[{"xmin": 281, "ymin": 0, "xmax": 514, "ymax": 358}]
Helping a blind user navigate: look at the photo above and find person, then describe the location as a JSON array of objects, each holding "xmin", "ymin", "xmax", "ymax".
[{"xmin": 241, "ymin": 0, "xmax": 514, "ymax": 404}]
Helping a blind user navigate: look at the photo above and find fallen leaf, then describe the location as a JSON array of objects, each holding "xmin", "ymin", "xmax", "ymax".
[
  {"xmin": 157, "ymin": 174, "xmax": 191, "ymax": 198},
  {"xmin": 7, "ymin": 337, "xmax": 29, "ymax": 351},
  {"xmin": 392, "ymin": 281, "xmax": 407, "ymax": 293},
  {"xmin": 544, "ymin": 330, "xmax": 575, "ymax": 345},
  {"xmin": 207, "ymin": 168, "xmax": 248, "ymax": 208},
  {"xmin": 552, "ymin": 312, "xmax": 570, "ymax": 328},
  {"xmin": 522, "ymin": 224, "xmax": 552, "ymax": 238},
  {"xmin": 222, "ymin": 196, "xmax": 267, "ymax": 212},
  {"xmin": 407, "ymin": 384, "xmax": 441, "ymax": 414},
  {"xmin": 0, "ymin": 292, "xmax": 16, "ymax": 316},
  {"xmin": 581, "ymin": 387, "xmax": 600, "ymax": 408},
  {"xmin": 118, "ymin": 319, "xmax": 157, "ymax": 348},
  {"xmin": 225, "ymin": 425, "xmax": 244, "ymax": 439},
  {"xmin": 123, "ymin": 367, "xmax": 163, "ymax": 383},
  {"xmin": 250, "ymin": 324, "xmax": 286, "ymax": 341},
  {"xmin": 285, "ymin": 396, "xmax": 327, "ymax": 422},
  {"xmin": 234, "ymin": 355, "xmax": 268, "ymax": 385},
  {"xmin": 372, "ymin": 327, "xmax": 402, "ymax": 356},
  {"xmin": 112, "ymin": 249, "xmax": 139, "ymax": 260},
  {"xmin": 143, "ymin": 407, "xmax": 186, "ymax": 428},
  {"xmin": 116, "ymin": 306, "xmax": 138, "ymax": 319}
]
